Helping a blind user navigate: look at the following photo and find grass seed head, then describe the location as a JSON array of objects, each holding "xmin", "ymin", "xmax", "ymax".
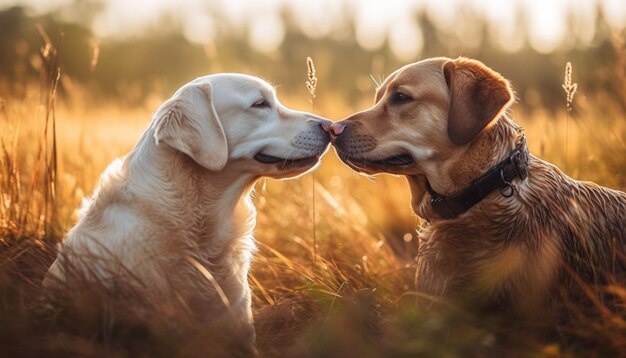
[
  {"xmin": 306, "ymin": 56, "xmax": 317, "ymax": 100},
  {"xmin": 562, "ymin": 61, "xmax": 578, "ymax": 112}
]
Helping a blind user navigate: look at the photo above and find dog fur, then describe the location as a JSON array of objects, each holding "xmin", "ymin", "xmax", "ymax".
[
  {"xmin": 328, "ymin": 57, "xmax": 626, "ymax": 317},
  {"xmin": 44, "ymin": 74, "xmax": 331, "ymax": 343}
]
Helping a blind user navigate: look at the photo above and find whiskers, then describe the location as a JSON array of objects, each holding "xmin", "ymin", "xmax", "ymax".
[{"xmin": 370, "ymin": 74, "xmax": 384, "ymax": 90}]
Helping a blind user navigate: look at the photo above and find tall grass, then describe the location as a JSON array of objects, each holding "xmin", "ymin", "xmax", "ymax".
[
  {"xmin": 1, "ymin": 26, "xmax": 60, "ymax": 238},
  {"xmin": 306, "ymin": 56, "xmax": 318, "ymax": 268},
  {"xmin": 562, "ymin": 61, "xmax": 577, "ymax": 174},
  {"xmin": 0, "ymin": 26, "xmax": 62, "ymax": 357},
  {"xmin": 1, "ymin": 47, "xmax": 625, "ymax": 356}
]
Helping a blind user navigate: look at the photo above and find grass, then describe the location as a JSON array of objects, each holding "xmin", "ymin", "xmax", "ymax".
[{"xmin": 1, "ymin": 61, "xmax": 626, "ymax": 356}]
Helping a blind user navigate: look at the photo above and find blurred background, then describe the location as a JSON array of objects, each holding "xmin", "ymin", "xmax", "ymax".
[
  {"xmin": 0, "ymin": 0, "xmax": 625, "ymax": 110},
  {"xmin": 0, "ymin": 0, "xmax": 625, "ymax": 255},
  {"xmin": 1, "ymin": 2, "xmax": 626, "ymax": 355}
]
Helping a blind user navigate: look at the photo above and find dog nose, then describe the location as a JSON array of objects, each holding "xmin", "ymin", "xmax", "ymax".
[
  {"xmin": 319, "ymin": 119, "xmax": 333, "ymax": 132},
  {"xmin": 323, "ymin": 122, "xmax": 345, "ymax": 136}
]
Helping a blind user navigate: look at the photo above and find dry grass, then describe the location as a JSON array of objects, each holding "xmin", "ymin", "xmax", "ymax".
[{"xmin": 1, "ymin": 60, "xmax": 626, "ymax": 356}]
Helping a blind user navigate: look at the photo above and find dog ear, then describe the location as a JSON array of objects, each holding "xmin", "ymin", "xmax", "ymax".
[
  {"xmin": 443, "ymin": 58, "xmax": 513, "ymax": 145},
  {"xmin": 154, "ymin": 82, "xmax": 228, "ymax": 171}
]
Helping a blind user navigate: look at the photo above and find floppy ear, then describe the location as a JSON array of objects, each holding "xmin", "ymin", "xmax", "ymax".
[
  {"xmin": 443, "ymin": 58, "xmax": 514, "ymax": 145},
  {"xmin": 153, "ymin": 82, "xmax": 228, "ymax": 171}
]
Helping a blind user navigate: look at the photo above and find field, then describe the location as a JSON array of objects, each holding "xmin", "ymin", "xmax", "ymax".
[{"xmin": 1, "ymin": 57, "xmax": 626, "ymax": 356}]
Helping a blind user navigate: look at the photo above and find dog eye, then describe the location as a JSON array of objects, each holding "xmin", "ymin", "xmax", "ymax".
[
  {"xmin": 390, "ymin": 91, "xmax": 413, "ymax": 105},
  {"xmin": 251, "ymin": 98, "xmax": 270, "ymax": 108}
]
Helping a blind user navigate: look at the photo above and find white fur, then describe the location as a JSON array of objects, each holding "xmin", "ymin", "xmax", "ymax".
[{"xmin": 44, "ymin": 73, "xmax": 330, "ymax": 343}]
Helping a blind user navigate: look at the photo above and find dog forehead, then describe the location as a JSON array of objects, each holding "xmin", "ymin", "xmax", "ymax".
[
  {"xmin": 374, "ymin": 59, "xmax": 446, "ymax": 101},
  {"xmin": 185, "ymin": 74, "xmax": 278, "ymax": 118},
  {"xmin": 392, "ymin": 59, "xmax": 448, "ymax": 87},
  {"xmin": 187, "ymin": 74, "xmax": 274, "ymax": 101},
  {"xmin": 210, "ymin": 74, "xmax": 273, "ymax": 93}
]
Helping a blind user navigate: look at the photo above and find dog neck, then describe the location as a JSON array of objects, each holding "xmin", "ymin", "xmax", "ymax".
[
  {"xmin": 409, "ymin": 116, "xmax": 525, "ymax": 221},
  {"xmin": 126, "ymin": 133, "xmax": 258, "ymax": 257}
]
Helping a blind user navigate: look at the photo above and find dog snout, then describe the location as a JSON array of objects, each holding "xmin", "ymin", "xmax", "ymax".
[
  {"xmin": 319, "ymin": 119, "xmax": 333, "ymax": 132},
  {"xmin": 306, "ymin": 116, "xmax": 332, "ymax": 139},
  {"xmin": 323, "ymin": 122, "xmax": 346, "ymax": 137}
]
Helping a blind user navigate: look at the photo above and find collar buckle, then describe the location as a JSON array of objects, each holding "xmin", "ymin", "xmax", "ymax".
[
  {"xmin": 499, "ymin": 168, "xmax": 515, "ymax": 197},
  {"xmin": 509, "ymin": 150, "xmax": 527, "ymax": 181}
]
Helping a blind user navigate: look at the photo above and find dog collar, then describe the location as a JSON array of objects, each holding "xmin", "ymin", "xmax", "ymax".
[{"xmin": 425, "ymin": 133, "xmax": 529, "ymax": 220}]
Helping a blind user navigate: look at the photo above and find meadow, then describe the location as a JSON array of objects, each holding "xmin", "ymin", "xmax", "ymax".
[{"xmin": 1, "ymin": 53, "xmax": 626, "ymax": 356}]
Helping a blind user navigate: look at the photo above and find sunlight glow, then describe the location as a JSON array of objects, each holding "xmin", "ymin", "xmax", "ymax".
[
  {"xmin": 183, "ymin": 12, "xmax": 216, "ymax": 44},
  {"xmin": 389, "ymin": 17, "xmax": 423, "ymax": 62},
  {"xmin": 4, "ymin": 0, "xmax": 626, "ymax": 56},
  {"xmin": 353, "ymin": 0, "xmax": 419, "ymax": 57},
  {"xmin": 288, "ymin": 0, "xmax": 343, "ymax": 39},
  {"xmin": 354, "ymin": 0, "xmax": 392, "ymax": 51},
  {"xmin": 248, "ymin": 11, "xmax": 285, "ymax": 53},
  {"xmin": 602, "ymin": 0, "xmax": 626, "ymax": 29},
  {"xmin": 476, "ymin": 1, "xmax": 525, "ymax": 52},
  {"xmin": 92, "ymin": 0, "xmax": 179, "ymax": 37},
  {"xmin": 526, "ymin": 0, "xmax": 568, "ymax": 53}
]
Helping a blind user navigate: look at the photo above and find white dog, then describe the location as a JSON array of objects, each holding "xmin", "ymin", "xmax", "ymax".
[{"xmin": 44, "ymin": 74, "xmax": 331, "ymax": 344}]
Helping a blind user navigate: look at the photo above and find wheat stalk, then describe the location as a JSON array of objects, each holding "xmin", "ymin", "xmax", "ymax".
[
  {"xmin": 562, "ymin": 62, "xmax": 577, "ymax": 173},
  {"xmin": 306, "ymin": 57, "xmax": 317, "ymax": 103},
  {"xmin": 306, "ymin": 56, "xmax": 318, "ymax": 268},
  {"xmin": 562, "ymin": 62, "xmax": 578, "ymax": 112},
  {"xmin": 32, "ymin": 25, "xmax": 61, "ymax": 237}
]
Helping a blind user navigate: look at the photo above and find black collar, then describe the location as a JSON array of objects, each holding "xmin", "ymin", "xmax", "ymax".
[{"xmin": 425, "ymin": 134, "xmax": 529, "ymax": 220}]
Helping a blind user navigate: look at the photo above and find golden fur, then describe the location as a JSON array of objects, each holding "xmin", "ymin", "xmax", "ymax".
[
  {"xmin": 329, "ymin": 57, "xmax": 626, "ymax": 317},
  {"xmin": 44, "ymin": 74, "xmax": 331, "ymax": 346}
]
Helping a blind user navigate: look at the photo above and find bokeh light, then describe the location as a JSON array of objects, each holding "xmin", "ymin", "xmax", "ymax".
[{"xmin": 7, "ymin": 0, "xmax": 626, "ymax": 57}]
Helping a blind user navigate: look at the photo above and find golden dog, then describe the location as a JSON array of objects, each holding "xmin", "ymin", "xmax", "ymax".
[
  {"xmin": 45, "ymin": 74, "xmax": 331, "ymax": 346},
  {"xmin": 327, "ymin": 57, "xmax": 626, "ymax": 317}
]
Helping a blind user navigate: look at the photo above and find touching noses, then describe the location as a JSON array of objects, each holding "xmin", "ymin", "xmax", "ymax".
[{"xmin": 321, "ymin": 122, "xmax": 345, "ymax": 138}]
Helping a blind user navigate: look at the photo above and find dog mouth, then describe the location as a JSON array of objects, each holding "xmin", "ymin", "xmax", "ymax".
[
  {"xmin": 253, "ymin": 152, "xmax": 322, "ymax": 169},
  {"xmin": 376, "ymin": 154, "xmax": 414, "ymax": 166},
  {"xmin": 338, "ymin": 151, "xmax": 415, "ymax": 172}
]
